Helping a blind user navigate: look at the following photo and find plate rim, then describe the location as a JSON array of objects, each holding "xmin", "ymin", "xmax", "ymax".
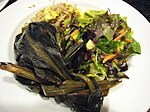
[{"xmin": 0, "ymin": 0, "xmax": 9, "ymax": 10}]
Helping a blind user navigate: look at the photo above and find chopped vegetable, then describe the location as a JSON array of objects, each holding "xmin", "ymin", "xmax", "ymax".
[
  {"xmin": 102, "ymin": 54, "xmax": 117, "ymax": 63},
  {"xmin": 125, "ymin": 38, "xmax": 132, "ymax": 43},
  {"xmin": 86, "ymin": 39, "xmax": 95, "ymax": 50},
  {"xmin": 70, "ymin": 29, "xmax": 79, "ymax": 37},
  {"xmin": 114, "ymin": 30, "xmax": 128, "ymax": 41}
]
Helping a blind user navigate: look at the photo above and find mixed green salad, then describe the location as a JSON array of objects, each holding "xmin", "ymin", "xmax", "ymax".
[{"xmin": 40, "ymin": 3, "xmax": 141, "ymax": 82}]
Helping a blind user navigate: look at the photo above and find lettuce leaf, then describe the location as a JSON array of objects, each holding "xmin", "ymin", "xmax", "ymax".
[
  {"xmin": 131, "ymin": 38, "xmax": 141, "ymax": 54},
  {"xmin": 102, "ymin": 24, "xmax": 115, "ymax": 40},
  {"xmin": 96, "ymin": 38, "xmax": 121, "ymax": 54}
]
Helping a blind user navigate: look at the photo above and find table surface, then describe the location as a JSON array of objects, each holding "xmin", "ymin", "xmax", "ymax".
[{"xmin": 124, "ymin": 0, "xmax": 150, "ymax": 22}]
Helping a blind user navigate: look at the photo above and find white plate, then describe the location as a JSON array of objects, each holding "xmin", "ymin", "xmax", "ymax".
[
  {"xmin": 0, "ymin": 0, "xmax": 9, "ymax": 10},
  {"xmin": 0, "ymin": 0, "xmax": 150, "ymax": 112}
]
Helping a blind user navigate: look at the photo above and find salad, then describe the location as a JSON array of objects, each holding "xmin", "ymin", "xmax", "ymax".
[
  {"xmin": 0, "ymin": 3, "xmax": 141, "ymax": 112},
  {"xmin": 30, "ymin": 3, "xmax": 141, "ymax": 86}
]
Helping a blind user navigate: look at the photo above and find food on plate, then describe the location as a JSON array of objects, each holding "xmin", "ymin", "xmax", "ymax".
[{"xmin": 0, "ymin": 3, "xmax": 141, "ymax": 112}]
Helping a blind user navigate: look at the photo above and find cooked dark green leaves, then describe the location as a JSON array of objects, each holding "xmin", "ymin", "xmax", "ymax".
[{"xmin": 15, "ymin": 22, "xmax": 72, "ymax": 85}]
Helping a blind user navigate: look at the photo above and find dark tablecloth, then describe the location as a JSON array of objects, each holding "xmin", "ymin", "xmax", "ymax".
[
  {"xmin": 1, "ymin": 0, "xmax": 150, "ymax": 22},
  {"xmin": 124, "ymin": 0, "xmax": 150, "ymax": 22}
]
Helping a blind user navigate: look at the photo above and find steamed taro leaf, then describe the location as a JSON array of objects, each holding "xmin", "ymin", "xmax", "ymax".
[{"xmin": 14, "ymin": 22, "xmax": 71, "ymax": 85}]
